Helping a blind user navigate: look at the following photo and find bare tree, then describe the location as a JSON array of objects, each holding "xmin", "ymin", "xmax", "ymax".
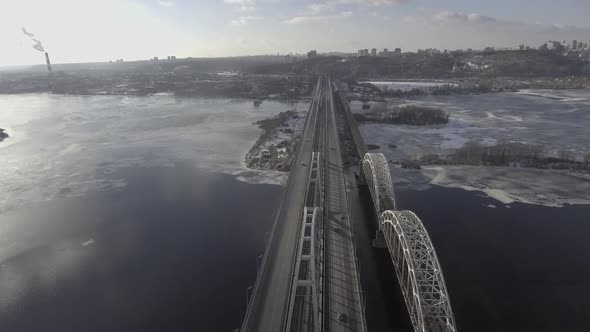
[{"xmin": 559, "ymin": 149, "xmax": 574, "ymax": 162}]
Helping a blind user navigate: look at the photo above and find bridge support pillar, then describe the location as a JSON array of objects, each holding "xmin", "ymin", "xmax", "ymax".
[
  {"xmin": 372, "ymin": 230, "xmax": 387, "ymax": 249},
  {"xmin": 355, "ymin": 168, "xmax": 367, "ymax": 186}
]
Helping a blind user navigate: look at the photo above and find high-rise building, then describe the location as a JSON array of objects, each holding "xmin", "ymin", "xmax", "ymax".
[
  {"xmin": 307, "ymin": 50, "xmax": 318, "ymax": 58},
  {"xmin": 394, "ymin": 48, "xmax": 402, "ymax": 54},
  {"xmin": 573, "ymin": 40, "xmax": 578, "ymax": 50},
  {"xmin": 371, "ymin": 48, "xmax": 377, "ymax": 56}
]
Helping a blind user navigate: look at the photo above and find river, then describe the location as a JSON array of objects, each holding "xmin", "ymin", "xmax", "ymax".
[
  {"xmin": 1, "ymin": 92, "xmax": 589, "ymax": 331},
  {"xmin": 353, "ymin": 89, "xmax": 590, "ymax": 331},
  {"xmin": 0, "ymin": 94, "xmax": 305, "ymax": 331}
]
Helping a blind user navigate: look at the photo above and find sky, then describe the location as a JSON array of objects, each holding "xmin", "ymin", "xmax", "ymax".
[{"xmin": 0, "ymin": 0, "xmax": 589, "ymax": 66}]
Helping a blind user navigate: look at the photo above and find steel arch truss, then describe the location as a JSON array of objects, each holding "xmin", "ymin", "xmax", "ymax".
[
  {"xmin": 380, "ymin": 210, "xmax": 456, "ymax": 332},
  {"xmin": 361, "ymin": 153, "xmax": 396, "ymax": 213}
]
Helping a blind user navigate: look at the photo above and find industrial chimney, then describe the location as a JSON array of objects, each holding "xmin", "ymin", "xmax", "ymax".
[{"xmin": 44, "ymin": 52, "xmax": 52, "ymax": 72}]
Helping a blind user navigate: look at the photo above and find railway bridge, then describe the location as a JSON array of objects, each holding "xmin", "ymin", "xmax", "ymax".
[{"xmin": 240, "ymin": 77, "xmax": 456, "ymax": 332}]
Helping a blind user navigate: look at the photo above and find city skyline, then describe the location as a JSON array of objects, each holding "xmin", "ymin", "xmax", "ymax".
[{"xmin": 1, "ymin": 0, "xmax": 590, "ymax": 66}]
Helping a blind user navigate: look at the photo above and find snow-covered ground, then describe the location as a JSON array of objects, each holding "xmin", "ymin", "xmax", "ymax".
[
  {"xmin": 360, "ymin": 81, "xmax": 457, "ymax": 92},
  {"xmin": 356, "ymin": 90, "xmax": 590, "ymax": 206},
  {"xmin": 392, "ymin": 165, "xmax": 590, "ymax": 207},
  {"xmin": 251, "ymin": 111, "xmax": 306, "ymax": 163}
]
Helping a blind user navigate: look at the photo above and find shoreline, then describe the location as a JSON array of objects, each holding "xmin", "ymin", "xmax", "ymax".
[{"xmin": 244, "ymin": 110, "xmax": 306, "ymax": 172}]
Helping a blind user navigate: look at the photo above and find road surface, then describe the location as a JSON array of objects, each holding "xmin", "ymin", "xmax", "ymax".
[{"xmin": 240, "ymin": 78, "xmax": 324, "ymax": 331}]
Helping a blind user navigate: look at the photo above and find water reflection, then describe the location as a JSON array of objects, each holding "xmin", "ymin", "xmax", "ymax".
[{"xmin": 0, "ymin": 165, "xmax": 281, "ymax": 331}]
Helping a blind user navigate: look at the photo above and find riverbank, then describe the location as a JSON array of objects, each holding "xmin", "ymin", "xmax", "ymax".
[
  {"xmin": 357, "ymin": 89, "xmax": 590, "ymax": 207},
  {"xmin": 0, "ymin": 71, "xmax": 314, "ymax": 101},
  {"xmin": 354, "ymin": 104, "xmax": 449, "ymax": 125},
  {"xmin": 395, "ymin": 140, "xmax": 590, "ymax": 172},
  {"xmin": 245, "ymin": 110, "xmax": 306, "ymax": 171},
  {"xmin": 347, "ymin": 77, "xmax": 590, "ymax": 101}
]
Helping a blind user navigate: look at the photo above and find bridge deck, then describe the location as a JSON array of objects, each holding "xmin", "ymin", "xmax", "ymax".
[
  {"xmin": 323, "ymin": 80, "xmax": 366, "ymax": 332},
  {"xmin": 241, "ymin": 77, "xmax": 367, "ymax": 332},
  {"xmin": 240, "ymin": 79, "xmax": 322, "ymax": 332}
]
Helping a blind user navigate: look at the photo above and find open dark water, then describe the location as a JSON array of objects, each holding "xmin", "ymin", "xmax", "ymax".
[
  {"xmin": 1, "ymin": 93, "xmax": 589, "ymax": 331},
  {"xmin": 350, "ymin": 182, "xmax": 590, "ymax": 332},
  {"xmin": 4, "ymin": 165, "xmax": 587, "ymax": 332},
  {"xmin": 0, "ymin": 164, "xmax": 281, "ymax": 331},
  {"xmin": 396, "ymin": 185, "xmax": 590, "ymax": 332}
]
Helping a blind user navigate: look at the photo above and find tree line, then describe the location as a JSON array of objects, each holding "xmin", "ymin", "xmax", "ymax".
[{"xmin": 449, "ymin": 141, "xmax": 590, "ymax": 169}]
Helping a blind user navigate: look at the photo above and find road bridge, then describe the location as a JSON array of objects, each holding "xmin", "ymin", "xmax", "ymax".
[{"xmin": 241, "ymin": 77, "xmax": 456, "ymax": 332}]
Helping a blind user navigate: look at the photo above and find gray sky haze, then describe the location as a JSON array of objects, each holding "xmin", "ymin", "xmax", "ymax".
[{"xmin": 0, "ymin": 0, "xmax": 589, "ymax": 66}]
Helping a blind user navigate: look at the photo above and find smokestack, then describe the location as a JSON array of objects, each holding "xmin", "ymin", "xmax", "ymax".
[{"xmin": 45, "ymin": 52, "xmax": 52, "ymax": 72}]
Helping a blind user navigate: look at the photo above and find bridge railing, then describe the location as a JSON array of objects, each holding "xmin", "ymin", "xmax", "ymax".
[{"xmin": 332, "ymin": 82, "xmax": 368, "ymax": 159}]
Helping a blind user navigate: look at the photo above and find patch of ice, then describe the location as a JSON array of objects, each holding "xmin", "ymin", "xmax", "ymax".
[
  {"xmin": 419, "ymin": 165, "xmax": 590, "ymax": 207},
  {"xmin": 231, "ymin": 169, "xmax": 287, "ymax": 186},
  {"xmin": 0, "ymin": 94, "xmax": 309, "ymax": 213}
]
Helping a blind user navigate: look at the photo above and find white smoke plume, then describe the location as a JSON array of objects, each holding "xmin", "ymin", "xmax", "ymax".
[{"xmin": 22, "ymin": 27, "xmax": 46, "ymax": 52}]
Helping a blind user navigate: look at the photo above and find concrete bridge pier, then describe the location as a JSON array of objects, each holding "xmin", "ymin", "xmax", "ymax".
[
  {"xmin": 354, "ymin": 169, "xmax": 367, "ymax": 187},
  {"xmin": 372, "ymin": 229, "xmax": 387, "ymax": 249}
]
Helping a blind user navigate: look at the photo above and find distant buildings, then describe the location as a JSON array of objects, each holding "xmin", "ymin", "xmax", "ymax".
[
  {"xmin": 546, "ymin": 41, "xmax": 560, "ymax": 50},
  {"xmin": 358, "ymin": 47, "xmax": 402, "ymax": 57},
  {"xmin": 539, "ymin": 39, "xmax": 590, "ymax": 53},
  {"xmin": 357, "ymin": 49, "xmax": 369, "ymax": 57},
  {"xmin": 307, "ymin": 50, "xmax": 318, "ymax": 58},
  {"xmin": 167, "ymin": 56, "xmax": 177, "ymax": 60}
]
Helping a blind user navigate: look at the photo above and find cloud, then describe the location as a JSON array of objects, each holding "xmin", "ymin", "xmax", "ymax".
[
  {"xmin": 231, "ymin": 15, "xmax": 261, "ymax": 26},
  {"xmin": 223, "ymin": 0, "xmax": 255, "ymax": 4},
  {"xmin": 157, "ymin": 0, "xmax": 174, "ymax": 7},
  {"xmin": 331, "ymin": 0, "xmax": 409, "ymax": 5},
  {"xmin": 304, "ymin": 0, "xmax": 408, "ymax": 16},
  {"xmin": 0, "ymin": 0, "xmax": 193, "ymax": 65},
  {"xmin": 284, "ymin": 11, "xmax": 353, "ymax": 25},
  {"xmin": 309, "ymin": 3, "xmax": 331, "ymax": 15},
  {"xmin": 224, "ymin": 0, "xmax": 256, "ymax": 12},
  {"xmin": 393, "ymin": 10, "xmax": 590, "ymax": 51},
  {"xmin": 432, "ymin": 11, "xmax": 497, "ymax": 24},
  {"xmin": 428, "ymin": 10, "xmax": 588, "ymax": 31}
]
